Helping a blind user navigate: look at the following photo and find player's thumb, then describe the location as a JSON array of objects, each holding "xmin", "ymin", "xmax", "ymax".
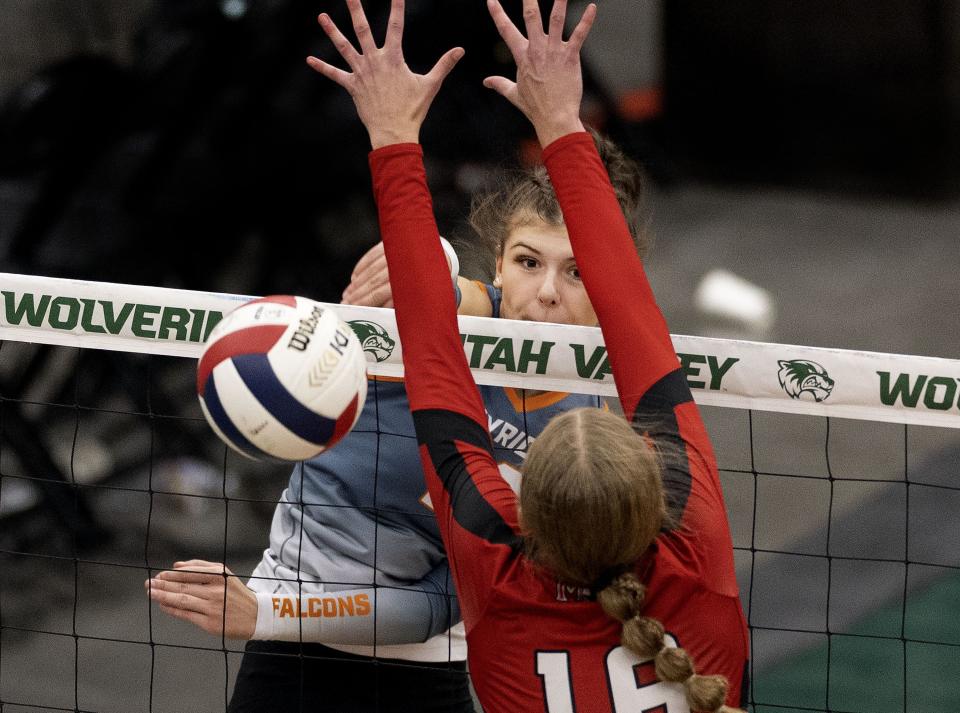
[
  {"xmin": 428, "ymin": 47, "xmax": 465, "ymax": 86},
  {"xmin": 483, "ymin": 76, "xmax": 518, "ymax": 106}
]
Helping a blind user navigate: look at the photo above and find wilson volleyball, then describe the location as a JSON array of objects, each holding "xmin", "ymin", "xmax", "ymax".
[{"xmin": 196, "ymin": 295, "xmax": 368, "ymax": 460}]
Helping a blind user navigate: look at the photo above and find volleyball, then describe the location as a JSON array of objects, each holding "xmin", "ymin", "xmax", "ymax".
[{"xmin": 196, "ymin": 295, "xmax": 368, "ymax": 461}]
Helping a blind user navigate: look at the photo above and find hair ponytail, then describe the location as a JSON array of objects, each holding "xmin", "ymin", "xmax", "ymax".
[{"xmin": 597, "ymin": 572, "xmax": 745, "ymax": 713}]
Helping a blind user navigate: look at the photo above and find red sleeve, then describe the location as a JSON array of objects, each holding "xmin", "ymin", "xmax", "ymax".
[
  {"xmin": 369, "ymin": 144, "xmax": 520, "ymax": 624},
  {"xmin": 369, "ymin": 144, "xmax": 483, "ymax": 422},
  {"xmin": 542, "ymin": 133, "xmax": 738, "ymax": 596}
]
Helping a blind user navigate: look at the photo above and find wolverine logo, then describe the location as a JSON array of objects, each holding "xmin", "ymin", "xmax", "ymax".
[
  {"xmin": 778, "ymin": 359, "xmax": 835, "ymax": 402},
  {"xmin": 347, "ymin": 320, "xmax": 395, "ymax": 362}
]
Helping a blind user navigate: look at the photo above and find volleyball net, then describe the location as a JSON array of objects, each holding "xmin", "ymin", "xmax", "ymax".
[{"xmin": 1, "ymin": 272, "xmax": 958, "ymax": 712}]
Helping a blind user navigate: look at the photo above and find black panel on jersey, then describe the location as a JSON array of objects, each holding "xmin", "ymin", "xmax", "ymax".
[
  {"xmin": 413, "ymin": 408, "xmax": 523, "ymax": 550},
  {"xmin": 634, "ymin": 368, "xmax": 694, "ymax": 414},
  {"xmin": 630, "ymin": 369, "xmax": 694, "ymax": 522}
]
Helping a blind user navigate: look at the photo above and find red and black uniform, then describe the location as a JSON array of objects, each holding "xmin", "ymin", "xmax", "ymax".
[{"xmin": 372, "ymin": 133, "xmax": 749, "ymax": 713}]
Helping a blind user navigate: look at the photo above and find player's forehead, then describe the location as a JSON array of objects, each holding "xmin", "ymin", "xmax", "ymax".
[{"xmin": 503, "ymin": 215, "xmax": 572, "ymax": 260}]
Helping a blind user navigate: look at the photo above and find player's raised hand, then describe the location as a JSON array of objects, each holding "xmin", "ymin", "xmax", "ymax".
[
  {"xmin": 341, "ymin": 241, "xmax": 394, "ymax": 307},
  {"xmin": 483, "ymin": 0, "xmax": 596, "ymax": 147},
  {"xmin": 145, "ymin": 560, "xmax": 257, "ymax": 640},
  {"xmin": 342, "ymin": 237, "xmax": 463, "ymax": 308},
  {"xmin": 306, "ymin": 0, "xmax": 465, "ymax": 149}
]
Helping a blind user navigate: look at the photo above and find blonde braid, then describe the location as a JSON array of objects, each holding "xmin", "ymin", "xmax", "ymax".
[{"xmin": 597, "ymin": 572, "xmax": 745, "ymax": 713}]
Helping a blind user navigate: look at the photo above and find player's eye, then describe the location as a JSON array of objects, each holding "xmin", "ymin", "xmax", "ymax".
[
  {"xmin": 516, "ymin": 256, "xmax": 539, "ymax": 270},
  {"xmin": 569, "ymin": 266, "xmax": 581, "ymax": 281}
]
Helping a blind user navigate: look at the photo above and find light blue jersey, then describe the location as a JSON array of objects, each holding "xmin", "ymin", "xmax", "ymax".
[{"xmin": 250, "ymin": 291, "xmax": 603, "ymax": 661}]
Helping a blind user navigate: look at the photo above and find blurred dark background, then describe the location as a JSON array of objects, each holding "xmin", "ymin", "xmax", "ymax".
[
  {"xmin": 665, "ymin": 0, "xmax": 960, "ymax": 196},
  {"xmin": 2, "ymin": 0, "xmax": 959, "ymax": 300}
]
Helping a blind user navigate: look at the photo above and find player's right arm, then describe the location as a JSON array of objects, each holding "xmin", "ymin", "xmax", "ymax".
[
  {"xmin": 372, "ymin": 143, "xmax": 521, "ymax": 626},
  {"xmin": 308, "ymin": 0, "xmax": 510, "ymax": 624}
]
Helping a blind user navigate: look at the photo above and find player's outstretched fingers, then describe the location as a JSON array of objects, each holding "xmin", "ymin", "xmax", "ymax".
[
  {"xmin": 566, "ymin": 2, "xmax": 596, "ymax": 53},
  {"xmin": 520, "ymin": 0, "xmax": 546, "ymax": 47},
  {"xmin": 546, "ymin": 0, "xmax": 567, "ymax": 45},
  {"xmin": 486, "ymin": 0, "xmax": 527, "ymax": 59},
  {"xmin": 345, "ymin": 0, "xmax": 377, "ymax": 54},
  {"xmin": 384, "ymin": 0, "xmax": 405, "ymax": 50},
  {"xmin": 316, "ymin": 12, "xmax": 361, "ymax": 68}
]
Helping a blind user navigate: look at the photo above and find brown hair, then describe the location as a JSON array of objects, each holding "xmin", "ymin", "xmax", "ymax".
[
  {"xmin": 520, "ymin": 408, "xmax": 743, "ymax": 713},
  {"xmin": 520, "ymin": 408, "xmax": 664, "ymax": 585},
  {"xmin": 457, "ymin": 129, "xmax": 649, "ymax": 280}
]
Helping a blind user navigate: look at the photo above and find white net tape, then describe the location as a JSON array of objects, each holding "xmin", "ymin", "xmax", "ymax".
[{"xmin": 2, "ymin": 272, "xmax": 958, "ymax": 428}]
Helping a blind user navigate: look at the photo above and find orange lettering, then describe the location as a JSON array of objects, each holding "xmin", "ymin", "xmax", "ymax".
[
  {"xmin": 272, "ymin": 597, "xmax": 281, "ymax": 614},
  {"xmin": 322, "ymin": 598, "xmax": 337, "ymax": 617},
  {"xmin": 355, "ymin": 593, "xmax": 371, "ymax": 616},
  {"xmin": 279, "ymin": 599, "xmax": 295, "ymax": 618},
  {"xmin": 308, "ymin": 598, "xmax": 323, "ymax": 617},
  {"xmin": 338, "ymin": 597, "xmax": 355, "ymax": 616}
]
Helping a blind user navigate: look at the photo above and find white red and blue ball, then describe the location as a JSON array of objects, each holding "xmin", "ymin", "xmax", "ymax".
[{"xmin": 196, "ymin": 295, "xmax": 367, "ymax": 461}]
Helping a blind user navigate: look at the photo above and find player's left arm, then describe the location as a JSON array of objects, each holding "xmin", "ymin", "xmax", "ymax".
[
  {"xmin": 372, "ymin": 143, "xmax": 522, "ymax": 624},
  {"xmin": 146, "ymin": 559, "xmax": 462, "ymax": 645},
  {"xmin": 250, "ymin": 560, "xmax": 461, "ymax": 645},
  {"xmin": 543, "ymin": 135, "xmax": 733, "ymax": 574}
]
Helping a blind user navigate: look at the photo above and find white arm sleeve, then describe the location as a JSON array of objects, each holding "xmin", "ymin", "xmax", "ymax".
[{"xmin": 252, "ymin": 563, "xmax": 460, "ymax": 645}]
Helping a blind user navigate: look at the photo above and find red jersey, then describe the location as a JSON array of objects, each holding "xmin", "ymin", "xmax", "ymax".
[{"xmin": 371, "ymin": 133, "xmax": 749, "ymax": 713}]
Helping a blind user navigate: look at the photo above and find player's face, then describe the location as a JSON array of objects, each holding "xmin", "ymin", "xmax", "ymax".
[{"xmin": 497, "ymin": 219, "xmax": 598, "ymax": 327}]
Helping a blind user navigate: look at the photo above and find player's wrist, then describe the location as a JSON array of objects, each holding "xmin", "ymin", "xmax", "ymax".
[
  {"xmin": 368, "ymin": 126, "xmax": 421, "ymax": 150},
  {"xmin": 252, "ymin": 592, "xmax": 277, "ymax": 640},
  {"xmin": 534, "ymin": 117, "xmax": 586, "ymax": 149}
]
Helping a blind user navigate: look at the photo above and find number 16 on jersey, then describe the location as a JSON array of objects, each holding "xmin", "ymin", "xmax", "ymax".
[{"xmin": 536, "ymin": 636, "xmax": 688, "ymax": 712}]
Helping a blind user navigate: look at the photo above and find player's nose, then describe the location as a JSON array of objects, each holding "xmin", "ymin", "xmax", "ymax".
[{"xmin": 537, "ymin": 272, "xmax": 560, "ymax": 306}]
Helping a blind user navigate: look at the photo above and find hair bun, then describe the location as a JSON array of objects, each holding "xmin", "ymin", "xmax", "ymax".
[
  {"xmin": 654, "ymin": 646, "xmax": 694, "ymax": 683},
  {"xmin": 684, "ymin": 673, "xmax": 729, "ymax": 712},
  {"xmin": 596, "ymin": 571, "xmax": 645, "ymax": 622}
]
